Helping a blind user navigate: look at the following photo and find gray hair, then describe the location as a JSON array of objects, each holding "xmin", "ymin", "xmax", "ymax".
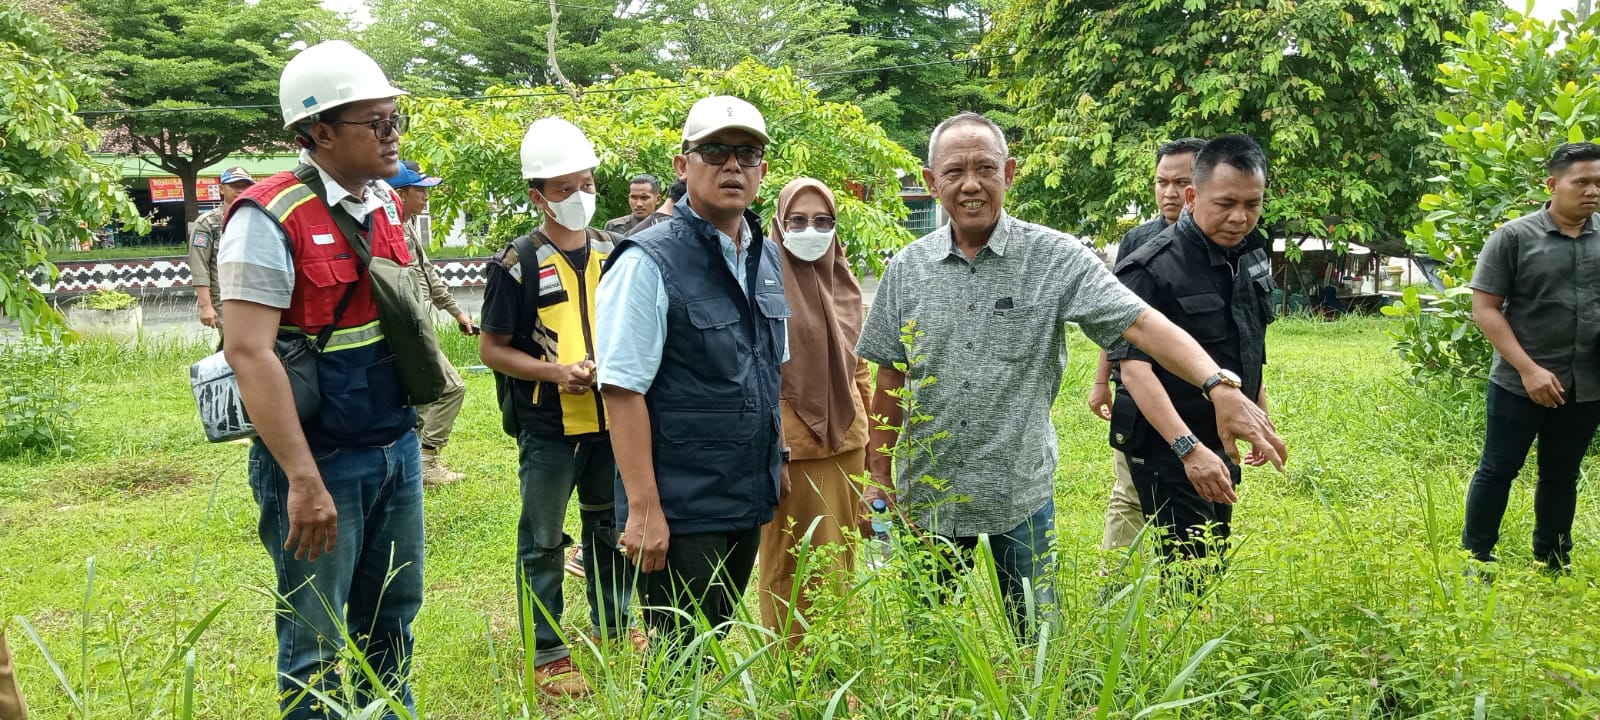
[{"xmin": 927, "ymin": 111, "xmax": 1008, "ymax": 167}]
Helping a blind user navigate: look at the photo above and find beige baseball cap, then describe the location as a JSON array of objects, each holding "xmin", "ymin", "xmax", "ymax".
[{"xmin": 682, "ymin": 95, "xmax": 770, "ymax": 146}]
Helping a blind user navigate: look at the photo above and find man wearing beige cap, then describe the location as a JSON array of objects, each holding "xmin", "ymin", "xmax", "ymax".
[
  {"xmin": 188, "ymin": 165, "xmax": 254, "ymax": 337},
  {"xmin": 596, "ymin": 95, "xmax": 789, "ymax": 652}
]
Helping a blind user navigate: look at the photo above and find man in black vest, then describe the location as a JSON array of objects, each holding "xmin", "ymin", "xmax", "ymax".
[
  {"xmin": 1111, "ymin": 135, "xmax": 1277, "ymax": 583},
  {"xmin": 595, "ymin": 96, "xmax": 788, "ymax": 649}
]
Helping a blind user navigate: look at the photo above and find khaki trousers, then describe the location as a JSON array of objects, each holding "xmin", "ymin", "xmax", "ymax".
[
  {"xmin": 0, "ymin": 630, "xmax": 27, "ymax": 720},
  {"xmin": 1100, "ymin": 449, "xmax": 1147, "ymax": 551},
  {"xmin": 758, "ymin": 448, "xmax": 866, "ymax": 645},
  {"xmin": 415, "ymin": 349, "xmax": 465, "ymax": 449}
]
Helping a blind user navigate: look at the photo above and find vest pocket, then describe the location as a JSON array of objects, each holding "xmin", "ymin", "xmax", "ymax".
[
  {"xmin": 687, "ymin": 298, "xmax": 742, "ymax": 378},
  {"xmin": 656, "ymin": 407, "xmax": 759, "ymax": 521},
  {"xmin": 754, "ymin": 292, "xmax": 790, "ymax": 363},
  {"xmin": 299, "ymin": 257, "xmax": 362, "ymax": 328},
  {"xmin": 1175, "ymin": 292, "xmax": 1228, "ymax": 343}
]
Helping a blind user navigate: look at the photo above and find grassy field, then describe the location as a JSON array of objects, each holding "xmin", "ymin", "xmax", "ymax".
[
  {"xmin": 3, "ymin": 317, "xmax": 1600, "ymax": 718},
  {"xmin": 46, "ymin": 245, "xmax": 189, "ymax": 262}
]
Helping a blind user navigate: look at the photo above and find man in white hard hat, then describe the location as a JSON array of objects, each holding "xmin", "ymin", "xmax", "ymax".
[
  {"xmin": 216, "ymin": 40, "xmax": 424, "ymax": 720},
  {"xmin": 188, "ymin": 165, "xmax": 254, "ymax": 339},
  {"xmin": 596, "ymin": 96, "xmax": 789, "ymax": 654},
  {"xmin": 478, "ymin": 117, "xmax": 643, "ymax": 696}
]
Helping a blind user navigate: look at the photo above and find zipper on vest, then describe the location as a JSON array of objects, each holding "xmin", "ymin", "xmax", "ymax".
[{"xmin": 566, "ymin": 239, "xmax": 607, "ymax": 429}]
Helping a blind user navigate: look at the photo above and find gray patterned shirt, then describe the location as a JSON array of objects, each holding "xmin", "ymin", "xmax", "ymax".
[{"xmin": 856, "ymin": 212, "xmax": 1148, "ymax": 536}]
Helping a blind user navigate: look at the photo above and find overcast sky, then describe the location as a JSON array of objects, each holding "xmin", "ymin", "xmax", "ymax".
[{"xmin": 317, "ymin": 0, "xmax": 1575, "ymax": 35}]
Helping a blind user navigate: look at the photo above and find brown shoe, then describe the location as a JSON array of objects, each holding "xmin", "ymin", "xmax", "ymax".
[
  {"xmin": 534, "ymin": 656, "xmax": 590, "ymax": 697},
  {"xmin": 590, "ymin": 627, "xmax": 648, "ymax": 653},
  {"xmin": 420, "ymin": 447, "xmax": 464, "ymax": 488}
]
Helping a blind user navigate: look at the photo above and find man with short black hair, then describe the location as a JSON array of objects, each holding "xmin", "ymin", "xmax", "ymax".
[
  {"xmin": 624, "ymin": 178, "xmax": 686, "ymax": 238},
  {"xmin": 603, "ymin": 173, "xmax": 662, "ymax": 234},
  {"xmin": 1112, "ymin": 134, "xmax": 1277, "ymax": 577},
  {"xmin": 1462, "ymin": 141, "xmax": 1600, "ymax": 573},
  {"xmin": 857, "ymin": 114, "xmax": 1285, "ymax": 639},
  {"xmin": 1090, "ymin": 137, "xmax": 1206, "ymax": 554}
]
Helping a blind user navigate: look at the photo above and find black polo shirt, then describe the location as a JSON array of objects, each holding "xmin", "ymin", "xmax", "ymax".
[{"xmin": 1110, "ymin": 212, "xmax": 1274, "ymax": 436}]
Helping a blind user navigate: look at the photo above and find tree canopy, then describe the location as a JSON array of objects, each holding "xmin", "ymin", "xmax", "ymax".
[
  {"xmin": 400, "ymin": 61, "xmax": 920, "ymax": 272},
  {"xmin": 77, "ymin": 0, "xmax": 338, "ymax": 225},
  {"xmin": 0, "ymin": 3, "xmax": 146, "ymax": 334},
  {"xmin": 992, "ymin": 0, "xmax": 1496, "ymax": 254}
]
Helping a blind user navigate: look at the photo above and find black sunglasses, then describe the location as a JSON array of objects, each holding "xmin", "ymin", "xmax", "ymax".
[
  {"xmin": 785, "ymin": 214, "xmax": 836, "ymax": 232},
  {"xmin": 690, "ymin": 143, "xmax": 765, "ymax": 168},
  {"xmin": 332, "ymin": 114, "xmax": 409, "ymax": 139}
]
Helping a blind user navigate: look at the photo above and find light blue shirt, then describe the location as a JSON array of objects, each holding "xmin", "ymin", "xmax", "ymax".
[{"xmin": 595, "ymin": 204, "xmax": 788, "ymax": 395}]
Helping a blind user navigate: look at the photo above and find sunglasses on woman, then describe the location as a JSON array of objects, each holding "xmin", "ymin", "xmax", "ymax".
[{"xmin": 785, "ymin": 214, "xmax": 836, "ymax": 232}]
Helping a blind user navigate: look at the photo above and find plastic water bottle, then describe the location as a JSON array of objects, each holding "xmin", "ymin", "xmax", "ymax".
[{"xmin": 869, "ymin": 498, "xmax": 892, "ymax": 564}]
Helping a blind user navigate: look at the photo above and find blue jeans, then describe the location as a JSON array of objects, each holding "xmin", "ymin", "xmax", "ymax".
[
  {"xmin": 516, "ymin": 433, "xmax": 633, "ymax": 665},
  {"xmin": 249, "ymin": 431, "xmax": 424, "ymax": 720},
  {"xmin": 1463, "ymin": 382, "xmax": 1600, "ymax": 565},
  {"xmin": 927, "ymin": 499, "xmax": 1057, "ymax": 641}
]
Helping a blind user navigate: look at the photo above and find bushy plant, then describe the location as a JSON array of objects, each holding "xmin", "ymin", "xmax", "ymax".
[
  {"xmin": 78, "ymin": 288, "xmax": 139, "ymax": 311},
  {"xmin": 1387, "ymin": 7, "xmax": 1600, "ymax": 382},
  {"xmin": 0, "ymin": 338, "xmax": 79, "ymax": 457}
]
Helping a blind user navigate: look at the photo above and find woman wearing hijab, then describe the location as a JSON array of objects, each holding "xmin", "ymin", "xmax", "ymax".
[{"xmin": 759, "ymin": 177, "xmax": 873, "ymax": 645}]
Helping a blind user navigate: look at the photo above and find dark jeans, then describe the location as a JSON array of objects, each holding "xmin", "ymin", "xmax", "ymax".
[
  {"xmin": 1462, "ymin": 382, "xmax": 1600, "ymax": 564},
  {"xmin": 636, "ymin": 527, "xmax": 761, "ymax": 650},
  {"xmin": 516, "ymin": 433, "xmax": 633, "ymax": 666},
  {"xmin": 249, "ymin": 432, "xmax": 424, "ymax": 720},
  {"xmin": 924, "ymin": 499, "xmax": 1058, "ymax": 641},
  {"xmin": 1129, "ymin": 431, "xmax": 1239, "ymax": 563}
]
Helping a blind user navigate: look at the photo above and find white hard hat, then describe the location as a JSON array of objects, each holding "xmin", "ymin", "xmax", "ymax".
[
  {"xmin": 521, "ymin": 118, "xmax": 600, "ymax": 180},
  {"xmin": 682, "ymin": 95, "xmax": 770, "ymax": 146},
  {"xmin": 279, "ymin": 41, "xmax": 407, "ymax": 129}
]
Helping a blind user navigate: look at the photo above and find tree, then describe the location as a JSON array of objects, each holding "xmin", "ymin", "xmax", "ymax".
[
  {"xmin": 361, "ymin": 0, "xmax": 665, "ymax": 96},
  {"xmin": 817, "ymin": 0, "xmax": 1012, "ymax": 159},
  {"xmin": 401, "ymin": 61, "xmax": 921, "ymax": 272},
  {"xmin": 991, "ymin": 0, "xmax": 1496, "ymax": 254},
  {"xmin": 1384, "ymin": 8, "xmax": 1600, "ymax": 382},
  {"xmin": 0, "ymin": 3, "xmax": 146, "ymax": 334},
  {"xmin": 79, "ymin": 0, "xmax": 337, "ymax": 228}
]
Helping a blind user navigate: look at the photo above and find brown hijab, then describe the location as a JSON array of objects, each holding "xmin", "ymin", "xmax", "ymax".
[{"xmin": 774, "ymin": 177, "xmax": 863, "ymax": 455}]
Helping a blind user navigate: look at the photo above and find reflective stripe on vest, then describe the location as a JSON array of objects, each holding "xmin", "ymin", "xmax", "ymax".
[{"xmin": 527, "ymin": 235, "xmax": 610, "ymax": 436}]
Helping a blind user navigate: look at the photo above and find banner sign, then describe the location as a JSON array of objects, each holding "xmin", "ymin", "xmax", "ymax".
[{"xmin": 149, "ymin": 177, "xmax": 221, "ymax": 204}]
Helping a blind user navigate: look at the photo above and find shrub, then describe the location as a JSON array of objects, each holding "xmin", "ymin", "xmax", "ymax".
[
  {"xmin": 78, "ymin": 288, "xmax": 139, "ymax": 311},
  {"xmin": 0, "ymin": 338, "xmax": 79, "ymax": 457},
  {"xmin": 1388, "ymin": 8, "xmax": 1600, "ymax": 382}
]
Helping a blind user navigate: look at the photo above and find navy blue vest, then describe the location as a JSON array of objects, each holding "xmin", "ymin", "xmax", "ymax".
[{"xmin": 606, "ymin": 200, "xmax": 788, "ymax": 533}]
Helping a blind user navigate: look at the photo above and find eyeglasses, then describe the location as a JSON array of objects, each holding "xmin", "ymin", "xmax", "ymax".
[
  {"xmin": 785, "ymin": 214, "xmax": 836, "ymax": 232},
  {"xmin": 690, "ymin": 143, "xmax": 765, "ymax": 168},
  {"xmin": 332, "ymin": 114, "xmax": 409, "ymax": 139}
]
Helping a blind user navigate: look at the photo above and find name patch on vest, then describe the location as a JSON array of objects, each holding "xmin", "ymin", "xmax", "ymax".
[{"xmin": 538, "ymin": 265, "xmax": 562, "ymax": 297}]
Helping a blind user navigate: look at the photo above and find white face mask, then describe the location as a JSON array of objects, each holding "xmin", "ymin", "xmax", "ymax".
[
  {"xmin": 782, "ymin": 228, "xmax": 835, "ymax": 262},
  {"xmin": 540, "ymin": 190, "xmax": 596, "ymax": 231}
]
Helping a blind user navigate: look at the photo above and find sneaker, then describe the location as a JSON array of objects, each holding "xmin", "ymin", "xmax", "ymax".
[
  {"xmin": 564, "ymin": 544, "xmax": 586, "ymax": 578},
  {"xmin": 589, "ymin": 627, "xmax": 649, "ymax": 653},
  {"xmin": 533, "ymin": 656, "xmax": 590, "ymax": 697},
  {"xmin": 420, "ymin": 447, "xmax": 465, "ymax": 488}
]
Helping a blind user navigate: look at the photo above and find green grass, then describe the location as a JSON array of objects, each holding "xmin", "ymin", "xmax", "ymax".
[
  {"xmin": 46, "ymin": 245, "xmax": 188, "ymax": 262},
  {"xmin": 4, "ymin": 317, "xmax": 1600, "ymax": 718}
]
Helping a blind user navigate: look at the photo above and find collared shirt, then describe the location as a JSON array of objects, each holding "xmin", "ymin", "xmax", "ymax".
[
  {"xmin": 1111, "ymin": 213, "xmax": 1273, "ymax": 429},
  {"xmin": 595, "ymin": 202, "xmax": 789, "ymax": 395},
  {"xmin": 189, "ymin": 207, "xmax": 224, "ymax": 314},
  {"xmin": 854, "ymin": 212, "xmax": 1148, "ymax": 536},
  {"xmin": 403, "ymin": 218, "xmax": 463, "ymax": 317},
  {"xmin": 1471, "ymin": 205, "xmax": 1600, "ymax": 402},
  {"xmin": 1116, "ymin": 216, "xmax": 1171, "ymax": 265},
  {"xmin": 603, "ymin": 214, "xmax": 642, "ymax": 234},
  {"xmin": 218, "ymin": 151, "xmax": 394, "ymax": 309}
]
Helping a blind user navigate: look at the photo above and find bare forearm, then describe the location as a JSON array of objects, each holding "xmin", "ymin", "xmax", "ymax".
[
  {"xmin": 1474, "ymin": 304, "xmax": 1538, "ymax": 375},
  {"xmin": 195, "ymin": 287, "xmax": 214, "ymax": 307},
  {"xmin": 1095, "ymin": 349, "xmax": 1113, "ymax": 385},
  {"xmin": 479, "ymin": 334, "xmax": 564, "ymax": 382},
  {"xmin": 1120, "ymin": 359, "xmax": 1192, "ymax": 445},
  {"xmin": 867, "ymin": 367, "xmax": 905, "ymax": 486},
  {"xmin": 603, "ymin": 389, "xmax": 661, "ymax": 509},
  {"xmin": 1121, "ymin": 309, "xmax": 1224, "ymax": 388}
]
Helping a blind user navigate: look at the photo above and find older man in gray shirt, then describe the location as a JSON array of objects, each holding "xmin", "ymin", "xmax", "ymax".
[
  {"xmin": 856, "ymin": 111, "xmax": 1286, "ymax": 639},
  {"xmin": 1463, "ymin": 141, "xmax": 1600, "ymax": 573}
]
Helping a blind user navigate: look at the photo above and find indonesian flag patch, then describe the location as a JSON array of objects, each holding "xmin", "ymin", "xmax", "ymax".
[{"xmin": 538, "ymin": 265, "xmax": 562, "ymax": 297}]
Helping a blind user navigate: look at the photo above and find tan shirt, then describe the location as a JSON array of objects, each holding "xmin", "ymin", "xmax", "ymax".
[
  {"xmin": 404, "ymin": 218, "xmax": 463, "ymax": 318},
  {"xmin": 188, "ymin": 208, "xmax": 224, "ymax": 316},
  {"xmin": 782, "ymin": 357, "xmax": 872, "ymax": 460}
]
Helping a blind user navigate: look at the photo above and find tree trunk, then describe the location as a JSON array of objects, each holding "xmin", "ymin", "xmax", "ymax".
[{"xmin": 178, "ymin": 164, "xmax": 202, "ymax": 233}]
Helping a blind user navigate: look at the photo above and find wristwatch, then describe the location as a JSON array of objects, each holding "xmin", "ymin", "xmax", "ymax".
[
  {"xmin": 1171, "ymin": 434, "xmax": 1201, "ymax": 459},
  {"xmin": 1200, "ymin": 369, "xmax": 1243, "ymax": 400},
  {"xmin": 781, "ymin": 447, "xmax": 791, "ymax": 464}
]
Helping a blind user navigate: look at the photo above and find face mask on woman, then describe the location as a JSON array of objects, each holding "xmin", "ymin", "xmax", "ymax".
[
  {"xmin": 782, "ymin": 228, "xmax": 835, "ymax": 262},
  {"xmin": 540, "ymin": 190, "xmax": 596, "ymax": 231}
]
